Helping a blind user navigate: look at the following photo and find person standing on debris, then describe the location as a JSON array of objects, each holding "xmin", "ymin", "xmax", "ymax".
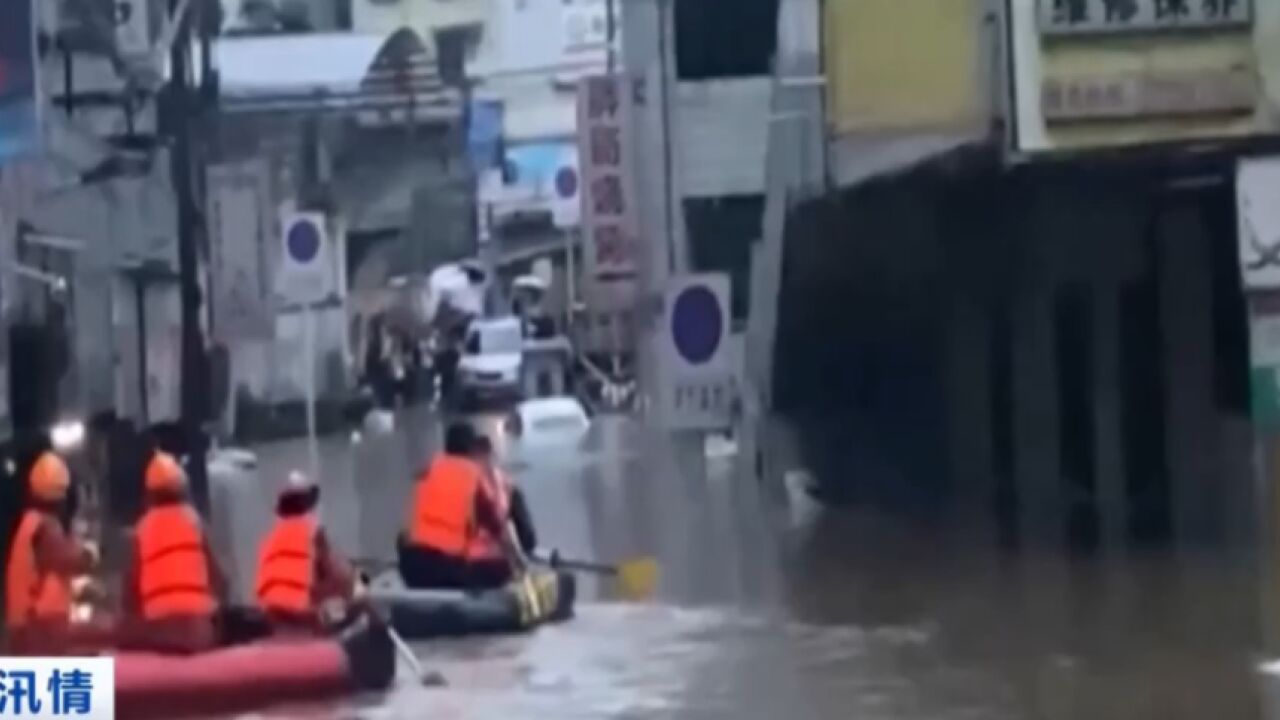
[
  {"xmin": 255, "ymin": 471, "xmax": 360, "ymax": 634},
  {"xmin": 4, "ymin": 451, "xmax": 101, "ymax": 655},
  {"xmin": 122, "ymin": 451, "xmax": 226, "ymax": 653}
]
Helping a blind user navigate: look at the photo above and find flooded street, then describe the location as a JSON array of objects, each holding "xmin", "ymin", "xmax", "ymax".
[{"xmin": 218, "ymin": 407, "xmax": 1264, "ymax": 720}]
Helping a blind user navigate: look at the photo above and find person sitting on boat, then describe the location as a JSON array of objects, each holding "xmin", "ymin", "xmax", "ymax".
[
  {"xmin": 4, "ymin": 451, "xmax": 102, "ymax": 655},
  {"xmin": 471, "ymin": 434, "xmax": 538, "ymax": 556},
  {"xmin": 121, "ymin": 451, "xmax": 227, "ymax": 654},
  {"xmin": 398, "ymin": 422, "xmax": 514, "ymax": 590},
  {"xmin": 256, "ymin": 470, "xmax": 360, "ymax": 634}
]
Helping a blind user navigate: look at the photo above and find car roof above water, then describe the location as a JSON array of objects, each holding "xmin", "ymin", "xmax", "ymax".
[{"xmin": 516, "ymin": 397, "xmax": 589, "ymax": 424}]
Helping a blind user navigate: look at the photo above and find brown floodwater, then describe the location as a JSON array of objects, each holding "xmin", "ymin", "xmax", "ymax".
[{"xmin": 220, "ymin": 409, "xmax": 1264, "ymax": 720}]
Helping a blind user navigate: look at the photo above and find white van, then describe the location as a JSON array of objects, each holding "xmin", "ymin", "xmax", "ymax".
[{"xmin": 456, "ymin": 316, "xmax": 524, "ymax": 407}]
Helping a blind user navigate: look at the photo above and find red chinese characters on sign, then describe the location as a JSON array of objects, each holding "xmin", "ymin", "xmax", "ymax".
[
  {"xmin": 585, "ymin": 77, "xmax": 618, "ymax": 121},
  {"xmin": 589, "ymin": 126, "xmax": 621, "ymax": 167},
  {"xmin": 578, "ymin": 75, "xmax": 637, "ymax": 281}
]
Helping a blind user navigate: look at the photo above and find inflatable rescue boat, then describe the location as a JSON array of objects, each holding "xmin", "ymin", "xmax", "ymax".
[
  {"xmin": 114, "ymin": 615, "xmax": 395, "ymax": 719},
  {"xmin": 369, "ymin": 569, "xmax": 576, "ymax": 640}
]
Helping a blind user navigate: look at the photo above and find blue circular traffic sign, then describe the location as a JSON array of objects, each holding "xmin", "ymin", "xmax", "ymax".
[
  {"xmin": 287, "ymin": 220, "xmax": 321, "ymax": 264},
  {"xmin": 670, "ymin": 284, "xmax": 722, "ymax": 366},
  {"xmin": 555, "ymin": 167, "xmax": 579, "ymax": 199}
]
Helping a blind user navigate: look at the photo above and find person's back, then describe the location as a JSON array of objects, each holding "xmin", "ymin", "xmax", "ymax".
[
  {"xmin": 4, "ymin": 452, "xmax": 98, "ymax": 655},
  {"xmin": 256, "ymin": 472, "xmax": 357, "ymax": 634},
  {"xmin": 123, "ymin": 452, "xmax": 221, "ymax": 654},
  {"xmin": 135, "ymin": 503, "xmax": 214, "ymax": 620},
  {"xmin": 399, "ymin": 423, "xmax": 512, "ymax": 590}
]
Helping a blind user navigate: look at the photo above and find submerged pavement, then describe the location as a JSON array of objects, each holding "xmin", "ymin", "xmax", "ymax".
[{"xmin": 212, "ymin": 405, "xmax": 1265, "ymax": 720}]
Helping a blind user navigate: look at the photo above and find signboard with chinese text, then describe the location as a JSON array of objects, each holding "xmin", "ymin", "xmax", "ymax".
[
  {"xmin": 0, "ymin": 656, "xmax": 114, "ymax": 718},
  {"xmin": 1008, "ymin": 0, "xmax": 1267, "ymax": 153},
  {"xmin": 577, "ymin": 74, "xmax": 639, "ymax": 284},
  {"xmin": 277, "ymin": 211, "xmax": 335, "ymax": 306},
  {"xmin": 1039, "ymin": 0, "xmax": 1252, "ymax": 35},
  {"xmin": 1042, "ymin": 67, "xmax": 1254, "ymax": 121},
  {"xmin": 0, "ymin": 0, "xmax": 39, "ymax": 162},
  {"xmin": 1238, "ymin": 158, "xmax": 1280, "ymax": 290},
  {"xmin": 208, "ymin": 160, "xmax": 274, "ymax": 342},
  {"xmin": 661, "ymin": 274, "xmax": 737, "ymax": 431}
]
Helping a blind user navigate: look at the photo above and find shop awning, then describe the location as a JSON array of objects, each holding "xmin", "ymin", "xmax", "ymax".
[{"xmin": 212, "ymin": 29, "xmax": 462, "ymax": 123}]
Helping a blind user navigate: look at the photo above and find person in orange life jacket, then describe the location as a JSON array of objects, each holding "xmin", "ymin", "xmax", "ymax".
[
  {"xmin": 470, "ymin": 435, "xmax": 537, "ymax": 556},
  {"xmin": 120, "ymin": 451, "xmax": 227, "ymax": 654},
  {"xmin": 397, "ymin": 422, "xmax": 513, "ymax": 590},
  {"xmin": 4, "ymin": 451, "xmax": 101, "ymax": 655},
  {"xmin": 256, "ymin": 471, "xmax": 359, "ymax": 634}
]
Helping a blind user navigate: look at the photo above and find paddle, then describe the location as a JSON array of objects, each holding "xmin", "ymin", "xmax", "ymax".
[
  {"xmin": 502, "ymin": 523, "xmax": 545, "ymax": 618},
  {"xmin": 534, "ymin": 551, "xmax": 659, "ymax": 601},
  {"xmin": 353, "ymin": 574, "xmax": 446, "ymax": 687}
]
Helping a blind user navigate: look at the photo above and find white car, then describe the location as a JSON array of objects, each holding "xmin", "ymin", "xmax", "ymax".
[
  {"xmin": 456, "ymin": 316, "xmax": 524, "ymax": 406},
  {"xmin": 501, "ymin": 397, "xmax": 591, "ymax": 450}
]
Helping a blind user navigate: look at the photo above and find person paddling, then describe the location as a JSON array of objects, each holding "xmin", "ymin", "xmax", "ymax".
[
  {"xmin": 4, "ymin": 451, "xmax": 101, "ymax": 655},
  {"xmin": 471, "ymin": 435, "xmax": 538, "ymax": 558},
  {"xmin": 256, "ymin": 471, "xmax": 360, "ymax": 635},
  {"xmin": 397, "ymin": 423, "xmax": 513, "ymax": 590},
  {"xmin": 121, "ymin": 451, "xmax": 226, "ymax": 654}
]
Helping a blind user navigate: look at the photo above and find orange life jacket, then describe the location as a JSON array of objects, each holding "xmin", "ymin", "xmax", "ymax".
[
  {"xmin": 408, "ymin": 455, "xmax": 491, "ymax": 558},
  {"xmin": 464, "ymin": 467, "xmax": 511, "ymax": 561},
  {"xmin": 136, "ymin": 504, "xmax": 216, "ymax": 619},
  {"xmin": 5, "ymin": 510, "xmax": 71, "ymax": 628},
  {"xmin": 255, "ymin": 515, "xmax": 317, "ymax": 614}
]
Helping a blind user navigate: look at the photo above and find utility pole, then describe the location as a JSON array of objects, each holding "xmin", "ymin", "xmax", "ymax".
[{"xmin": 163, "ymin": 0, "xmax": 212, "ymax": 515}]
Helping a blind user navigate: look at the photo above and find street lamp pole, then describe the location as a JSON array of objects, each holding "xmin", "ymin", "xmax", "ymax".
[{"xmin": 164, "ymin": 0, "xmax": 212, "ymax": 515}]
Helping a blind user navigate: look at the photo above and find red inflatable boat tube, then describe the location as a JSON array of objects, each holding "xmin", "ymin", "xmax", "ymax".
[{"xmin": 115, "ymin": 617, "xmax": 395, "ymax": 719}]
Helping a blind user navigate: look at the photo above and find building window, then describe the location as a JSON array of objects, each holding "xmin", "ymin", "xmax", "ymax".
[{"xmin": 674, "ymin": 0, "xmax": 778, "ymax": 80}]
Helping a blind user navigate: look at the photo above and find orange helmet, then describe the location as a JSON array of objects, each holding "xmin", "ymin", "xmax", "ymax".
[
  {"xmin": 29, "ymin": 452, "xmax": 70, "ymax": 502},
  {"xmin": 145, "ymin": 451, "xmax": 186, "ymax": 493}
]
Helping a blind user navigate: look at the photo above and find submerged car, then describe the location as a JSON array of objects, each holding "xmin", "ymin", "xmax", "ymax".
[{"xmin": 502, "ymin": 396, "xmax": 591, "ymax": 450}]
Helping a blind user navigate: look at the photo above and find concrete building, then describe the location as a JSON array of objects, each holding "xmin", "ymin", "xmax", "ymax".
[
  {"xmin": 207, "ymin": 29, "xmax": 463, "ymax": 434},
  {"xmin": 0, "ymin": 0, "xmax": 183, "ymax": 434},
  {"xmin": 746, "ymin": 0, "xmax": 1280, "ymax": 550},
  {"xmin": 0, "ymin": 0, "xmax": 464, "ymax": 441},
  {"xmin": 619, "ymin": 0, "xmax": 776, "ymax": 329}
]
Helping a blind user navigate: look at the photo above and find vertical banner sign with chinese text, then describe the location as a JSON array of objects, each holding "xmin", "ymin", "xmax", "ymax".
[
  {"xmin": 0, "ymin": 0, "xmax": 40, "ymax": 162},
  {"xmin": 208, "ymin": 160, "xmax": 275, "ymax": 342},
  {"xmin": 578, "ymin": 75, "xmax": 639, "ymax": 284},
  {"xmin": 0, "ymin": 656, "xmax": 114, "ymax": 718}
]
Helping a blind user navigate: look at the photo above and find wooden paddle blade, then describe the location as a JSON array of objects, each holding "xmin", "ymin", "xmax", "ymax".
[{"xmin": 614, "ymin": 557, "xmax": 660, "ymax": 600}]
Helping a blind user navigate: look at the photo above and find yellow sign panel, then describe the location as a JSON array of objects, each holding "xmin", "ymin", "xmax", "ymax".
[{"xmin": 824, "ymin": 0, "xmax": 986, "ymax": 135}]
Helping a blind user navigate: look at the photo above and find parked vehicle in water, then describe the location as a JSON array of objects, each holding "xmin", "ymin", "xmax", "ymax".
[{"xmin": 455, "ymin": 316, "xmax": 525, "ymax": 408}]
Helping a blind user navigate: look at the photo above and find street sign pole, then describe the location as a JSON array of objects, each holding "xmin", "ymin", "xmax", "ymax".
[
  {"xmin": 280, "ymin": 211, "xmax": 331, "ymax": 484},
  {"xmin": 303, "ymin": 300, "xmax": 319, "ymax": 484}
]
